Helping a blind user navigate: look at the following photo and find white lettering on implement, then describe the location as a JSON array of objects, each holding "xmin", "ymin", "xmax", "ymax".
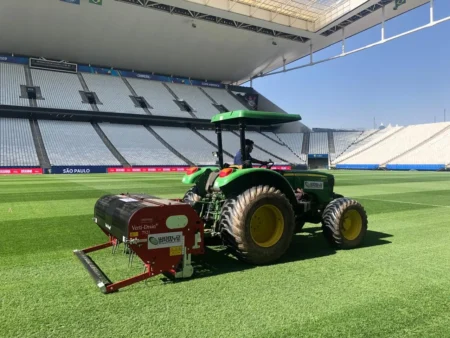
[
  {"xmin": 148, "ymin": 232, "xmax": 183, "ymax": 250},
  {"xmin": 130, "ymin": 224, "xmax": 158, "ymax": 231},
  {"xmin": 304, "ymin": 181, "xmax": 324, "ymax": 190}
]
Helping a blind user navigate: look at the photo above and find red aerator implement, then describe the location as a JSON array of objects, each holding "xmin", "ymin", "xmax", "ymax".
[
  {"xmin": 75, "ymin": 111, "xmax": 368, "ymax": 293},
  {"xmin": 74, "ymin": 194, "xmax": 204, "ymax": 294}
]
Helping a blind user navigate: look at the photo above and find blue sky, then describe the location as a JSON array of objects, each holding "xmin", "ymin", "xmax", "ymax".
[{"xmin": 251, "ymin": 1, "xmax": 450, "ymax": 130}]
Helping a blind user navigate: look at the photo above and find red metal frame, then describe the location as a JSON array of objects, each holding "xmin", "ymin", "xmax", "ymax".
[
  {"xmin": 104, "ymin": 266, "xmax": 152, "ymax": 293},
  {"xmin": 75, "ymin": 239, "xmax": 155, "ymax": 294},
  {"xmin": 75, "ymin": 194, "xmax": 205, "ymax": 294}
]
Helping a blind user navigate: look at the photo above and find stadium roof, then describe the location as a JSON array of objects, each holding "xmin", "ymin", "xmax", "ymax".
[{"xmin": 0, "ymin": 0, "xmax": 431, "ymax": 84}]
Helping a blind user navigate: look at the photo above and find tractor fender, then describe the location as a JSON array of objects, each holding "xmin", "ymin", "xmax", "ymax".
[
  {"xmin": 213, "ymin": 169, "xmax": 297, "ymax": 206},
  {"xmin": 181, "ymin": 167, "xmax": 218, "ymax": 185}
]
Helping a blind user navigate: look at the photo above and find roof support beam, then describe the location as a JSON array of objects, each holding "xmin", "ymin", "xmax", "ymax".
[
  {"xmin": 254, "ymin": 12, "xmax": 450, "ymax": 79},
  {"xmin": 430, "ymin": 0, "xmax": 434, "ymax": 23},
  {"xmin": 116, "ymin": 0, "xmax": 310, "ymax": 43}
]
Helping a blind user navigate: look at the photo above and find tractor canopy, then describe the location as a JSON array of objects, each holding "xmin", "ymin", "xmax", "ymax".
[{"xmin": 210, "ymin": 110, "xmax": 302, "ymax": 126}]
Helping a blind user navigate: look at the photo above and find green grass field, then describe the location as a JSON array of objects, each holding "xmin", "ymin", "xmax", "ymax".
[{"xmin": 1, "ymin": 170, "xmax": 450, "ymax": 338}]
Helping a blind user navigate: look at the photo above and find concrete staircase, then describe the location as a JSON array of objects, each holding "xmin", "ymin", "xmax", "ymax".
[
  {"xmin": 92, "ymin": 122, "xmax": 131, "ymax": 167},
  {"xmin": 29, "ymin": 119, "xmax": 51, "ymax": 169},
  {"xmin": 301, "ymin": 133, "xmax": 310, "ymax": 155},
  {"xmin": 145, "ymin": 125, "xmax": 194, "ymax": 166},
  {"xmin": 327, "ymin": 131, "xmax": 335, "ymax": 153}
]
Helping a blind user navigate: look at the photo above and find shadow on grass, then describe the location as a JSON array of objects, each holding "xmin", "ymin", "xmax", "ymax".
[{"xmin": 161, "ymin": 227, "xmax": 393, "ymax": 283}]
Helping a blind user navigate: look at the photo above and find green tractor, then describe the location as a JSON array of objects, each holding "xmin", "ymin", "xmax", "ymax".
[
  {"xmin": 74, "ymin": 109, "xmax": 370, "ymax": 293},
  {"xmin": 181, "ymin": 110, "xmax": 368, "ymax": 265}
]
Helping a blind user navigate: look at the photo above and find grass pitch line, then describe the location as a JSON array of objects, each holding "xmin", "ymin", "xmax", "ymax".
[{"xmin": 361, "ymin": 197, "xmax": 450, "ymax": 209}]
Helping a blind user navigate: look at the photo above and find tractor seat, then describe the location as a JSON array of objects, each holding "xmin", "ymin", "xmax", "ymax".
[{"xmin": 223, "ymin": 163, "xmax": 242, "ymax": 169}]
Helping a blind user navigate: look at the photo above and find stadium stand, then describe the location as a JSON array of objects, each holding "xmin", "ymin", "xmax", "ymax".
[
  {"xmin": 99, "ymin": 123, "xmax": 188, "ymax": 166},
  {"xmin": 274, "ymin": 133, "xmax": 305, "ymax": 160},
  {"xmin": 388, "ymin": 123, "xmax": 450, "ymax": 169},
  {"xmin": 151, "ymin": 126, "xmax": 232, "ymax": 165},
  {"xmin": 32, "ymin": 69, "xmax": 91, "ymax": 111},
  {"xmin": 336, "ymin": 123, "xmax": 449, "ymax": 166},
  {"xmin": 330, "ymin": 132, "xmax": 362, "ymax": 161},
  {"xmin": 0, "ymin": 60, "xmax": 252, "ymax": 119},
  {"xmin": 127, "ymin": 78, "xmax": 193, "ymax": 118},
  {"xmin": 82, "ymin": 74, "xmax": 147, "ymax": 115},
  {"xmin": 333, "ymin": 126, "xmax": 402, "ymax": 164},
  {"xmin": 0, "ymin": 63, "xmax": 29, "ymax": 107},
  {"xmin": 202, "ymin": 87, "xmax": 247, "ymax": 111},
  {"xmin": 0, "ymin": 117, "xmax": 39, "ymax": 167},
  {"xmin": 166, "ymin": 83, "xmax": 217, "ymax": 119},
  {"xmin": 245, "ymin": 131, "xmax": 301, "ymax": 164},
  {"xmin": 196, "ymin": 129, "xmax": 290, "ymax": 164},
  {"xmin": 2, "ymin": 61, "xmax": 450, "ymax": 172},
  {"xmin": 309, "ymin": 132, "xmax": 328, "ymax": 154},
  {"xmin": 38, "ymin": 120, "xmax": 120, "ymax": 166}
]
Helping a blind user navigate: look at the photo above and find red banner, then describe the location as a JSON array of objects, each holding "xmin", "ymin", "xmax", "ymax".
[
  {"xmin": 0, "ymin": 168, "xmax": 43, "ymax": 175},
  {"xmin": 108, "ymin": 166, "xmax": 291, "ymax": 173}
]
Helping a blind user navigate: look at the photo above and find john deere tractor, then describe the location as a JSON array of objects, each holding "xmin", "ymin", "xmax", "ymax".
[
  {"xmin": 182, "ymin": 110, "xmax": 368, "ymax": 265},
  {"xmin": 74, "ymin": 110, "xmax": 369, "ymax": 293}
]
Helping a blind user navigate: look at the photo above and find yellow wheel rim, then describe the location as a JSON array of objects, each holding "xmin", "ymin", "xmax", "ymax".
[
  {"xmin": 250, "ymin": 204, "xmax": 284, "ymax": 247},
  {"xmin": 342, "ymin": 209, "xmax": 362, "ymax": 241}
]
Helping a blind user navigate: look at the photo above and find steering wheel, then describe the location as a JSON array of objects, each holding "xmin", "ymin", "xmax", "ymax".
[{"xmin": 259, "ymin": 159, "xmax": 274, "ymax": 169}]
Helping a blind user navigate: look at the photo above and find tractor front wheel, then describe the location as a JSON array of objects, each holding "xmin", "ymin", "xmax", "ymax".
[
  {"xmin": 220, "ymin": 185, "xmax": 295, "ymax": 265},
  {"xmin": 322, "ymin": 197, "xmax": 368, "ymax": 249}
]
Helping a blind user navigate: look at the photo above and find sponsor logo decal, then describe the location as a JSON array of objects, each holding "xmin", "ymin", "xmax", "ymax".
[{"xmin": 148, "ymin": 232, "xmax": 183, "ymax": 249}]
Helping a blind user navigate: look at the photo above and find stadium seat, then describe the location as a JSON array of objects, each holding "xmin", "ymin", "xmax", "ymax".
[
  {"xmin": 330, "ymin": 132, "xmax": 362, "ymax": 161},
  {"xmin": 337, "ymin": 123, "xmax": 449, "ymax": 166},
  {"xmin": 31, "ymin": 69, "xmax": 91, "ymax": 111},
  {"xmin": 0, "ymin": 118, "xmax": 39, "ymax": 167},
  {"xmin": 82, "ymin": 74, "xmax": 147, "ymax": 115},
  {"xmin": 38, "ymin": 120, "xmax": 121, "ymax": 166},
  {"xmin": 202, "ymin": 87, "xmax": 248, "ymax": 111},
  {"xmin": 127, "ymin": 78, "xmax": 192, "ymax": 118},
  {"xmin": 309, "ymin": 132, "xmax": 328, "ymax": 154},
  {"xmin": 0, "ymin": 63, "xmax": 30, "ymax": 107},
  {"xmin": 274, "ymin": 132, "xmax": 307, "ymax": 162},
  {"xmin": 166, "ymin": 83, "xmax": 218, "ymax": 119},
  {"xmin": 151, "ymin": 126, "xmax": 233, "ymax": 165},
  {"xmin": 99, "ymin": 123, "xmax": 188, "ymax": 166}
]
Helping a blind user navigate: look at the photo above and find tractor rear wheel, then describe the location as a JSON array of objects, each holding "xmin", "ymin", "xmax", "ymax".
[
  {"xmin": 220, "ymin": 185, "xmax": 295, "ymax": 265},
  {"xmin": 322, "ymin": 197, "xmax": 368, "ymax": 249}
]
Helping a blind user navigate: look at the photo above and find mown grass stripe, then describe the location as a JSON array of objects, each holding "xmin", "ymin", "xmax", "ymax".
[{"xmin": 0, "ymin": 170, "xmax": 449, "ymax": 338}]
